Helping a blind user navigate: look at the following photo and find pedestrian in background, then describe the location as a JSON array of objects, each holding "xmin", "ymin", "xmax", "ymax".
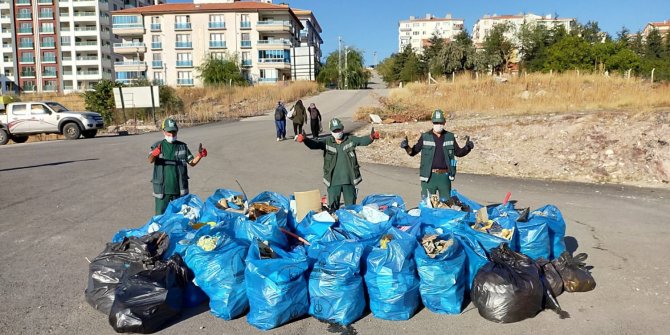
[
  {"xmin": 274, "ymin": 101, "xmax": 287, "ymax": 142},
  {"xmin": 148, "ymin": 118, "xmax": 207, "ymax": 215},
  {"xmin": 291, "ymin": 99, "xmax": 307, "ymax": 140},
  {"xmin": 308, "ymin": 102, "xmax": 322, "ymax": 139}
]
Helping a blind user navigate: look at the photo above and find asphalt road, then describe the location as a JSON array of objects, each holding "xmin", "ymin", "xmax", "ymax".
[{"xmin": 1, "ymin": 77, "xmax": 669, "ymax": 335}]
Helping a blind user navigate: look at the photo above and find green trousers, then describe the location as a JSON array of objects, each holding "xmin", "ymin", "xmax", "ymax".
[
  {"xmin": 155, "ymin": 194, "xmax": 180, "ymax": 215},
  {"xmin": 421, "ymin": 172, "xmax": 452, "ymax": 199},
  {"xmin": 327, "ymin": 184, "xmax": 357, "ymax": 209}
]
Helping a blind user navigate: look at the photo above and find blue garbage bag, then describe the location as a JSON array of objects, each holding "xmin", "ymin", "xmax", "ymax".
[
  {"xmin": 337, "ymin": 205, "xmax": 393, "ymax": 240},
  {"xmin": 364, "ymin": 227, "xmax": 420, "ymax": 320},
  {"xmin": 529, "ymin": 205, "xmax": 566, "ymax": 259},
  {"xmin": 516, "ymin": 219, "xmax": 551, "ymax": 260},
  {"xmin": 295, "ymin": 211, "xmax": 335, "ymax": 244},
  {"xmin": 451, "ymin": 227, "xmax": 490, "ymax": 289},
  {"xmin": 200, "ymin": 189, "xmax": 246, "ymax": 224},
  {"xmin": 112, "ymin": 215, "xmax": 163, "ymax": 243},
  {"xmin": 308, "ymin": 239, "xmax": 366, "ymax": 325},
  {"xmin": 419, "ymin": 200, "xmax": 471, "ymax": 231},
  {"xmin": 391, "ymin": 209, "xmax": 422, "ymax": 238},
  {"xmin": 452, "ymin": 189, "xmax": 484, "ymax": 211},
  {"xmin": 415, "ymin": 232, "xmax": 467, "ymax": 314},
  {"xmin": 183, "ymin": 229, "xmax": 249, "ymax": 320},
  {"xmin": 249, "ymin": 191, "xmax": 290, "ymax": 210},
  {"xmin": 235, "ymin": 211, "xmax": 289, "ymax": 248},
  {"xmin": 361, "ymin": 194, "xmax": 406, "ymax": 211},
  {"xmin": 183, "ymin": 280, "xmax": 209, "ymax": 308},
  {"xmin": 162, "ymin": 194, "xmax": 204, "ymax": 222},
  {"xmin": 245, "ymin": 243, "xmax": 309, "ymax": 330}
]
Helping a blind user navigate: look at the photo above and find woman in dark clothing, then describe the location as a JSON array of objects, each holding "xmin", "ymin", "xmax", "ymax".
[
  {"xmin": 291, "ymin": 99, "xmax": 307, "ymax": 140},
  {"xmin": 307, "ymin": 102, "xmax": 322, "ymax": 139}
]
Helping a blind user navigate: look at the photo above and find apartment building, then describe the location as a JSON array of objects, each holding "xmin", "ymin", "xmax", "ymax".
[
  {"xmin": 1, "ymin": 0, "xmax": 16, "ymax": 93},
  {"xmin": 4, "ymin": 0, "xmax": 159, "ymax": 94},
  {"xmin": 398, "ymin": 14, "xmax": 464, "ymax": 53},
  {"xmin": 292, "ymin": 8, "xmax": 322, "ymax": 81},
  {"xmin": 472, "ymin": 13, "xmax": 576, "ymax": 48},
  {"xmin": 111, "ymin": 1, "xmax": 311, "ymax": 86},
  {"xmin": 643, "ymin": 19, "xmax": 670, "ymax": 38}
]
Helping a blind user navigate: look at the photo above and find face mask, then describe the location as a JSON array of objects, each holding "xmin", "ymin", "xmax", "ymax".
[
  {"xmin": 165, "ymin": 135, "xmax": 176, "ymax": 143},
  {"xmin": 433, "ymin": 125, "xmax": 444, "ymax": 133},
  {"xmin": 332, "ymin": 132, "xmax": 343, "ymax": 140}
]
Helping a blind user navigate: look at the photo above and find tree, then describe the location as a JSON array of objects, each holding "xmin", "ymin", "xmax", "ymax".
[
  {"xmin": 482, "ymin": 22, "xmax": 514, "ymax": 73},
  {"xmin": 398, "ymin": 51, "xmax": 422, "ymax": 82},
  {"xmin": 317, "ymin": 48, "xmax": 370, "ymax": 89},
  {"xmin": 645, "ymin": 28, "xmax": 664, "ymax": 59},
  {"xmin": 376, "ymin": 55, "xmax": 398, "ymax": 84},
  {"xmin": 543, "ymin": 35, "xmax": 595, "ymax": 72},
  {"xmin": 616, "ymin": 26, "xmax": 631, "ymax": 48},
  {"xmin": 422, "ymin": 33, "xmax": 446, "ymax": 75},
  {"xmin": 159, "ymin": 85, "xmax": 184, "ymax": 114},
  {"xmin": 606, "ymin": 48, "xmax": 640, "ymax": 73},
  {"xmin": 196, "ymin": 54, "xmax": 247, "ymax": 86},
  {"xmin": 519, "ymin": 22, "xmax": 552, "ymax": 71},
  {"xmin": 579, "ymin": 21, "xmax": 604, "ymax": 43},
  {"xmin": 82, "ymin": 79, "xmax": 119, "ymax": 124},
  {"xmin": 629, "ymin": 32, "xmax": 644, "ymax": 56}
]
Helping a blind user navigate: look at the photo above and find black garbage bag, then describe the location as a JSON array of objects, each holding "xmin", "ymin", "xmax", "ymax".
[
  {"xmin": 109, "ymin": 254, "xmax": 189, "ymax": 334},
  {"xmin": 471, "ymin": 243, "xmax": 546, "ymax": 323},
  {"xmin": 85, "ymin": 232, "xmax": 170, "ymax": 315},
  {"xmin": 553, "ymin": 252, "xmax": 596, "ymax": 292},
  {"xmin": 537, "ymin": 258, "xmax": 564, "ymax": 297}
]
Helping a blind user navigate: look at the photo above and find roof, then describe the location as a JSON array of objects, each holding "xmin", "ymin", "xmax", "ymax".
[
  {"xmin": 290, "ymin": 7, "xmax": 322, "ymax": 32},
  {"xmin": 649, "ymin": 21, "xmax": 670, "ymax": 27},
  {"xmin": 112, "ymin": 2, "xmax": 302, "ymax": 25},
  {"xmin": 402, "ymin": 17, "xmax": 463, "ymax": 22},
  {"xmin": 484, "ymin": 15, "xmax": 524, "ymax": 20}
]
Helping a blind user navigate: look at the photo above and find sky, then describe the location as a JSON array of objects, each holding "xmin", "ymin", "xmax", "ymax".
[{"xmin": 172, "ymin": 0, "xmax": 670, "ymax": 65}]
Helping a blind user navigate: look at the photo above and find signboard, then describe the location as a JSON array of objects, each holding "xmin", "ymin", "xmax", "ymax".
[{"xmin": 113, "ymin": 86, "xmax": 160, "ymax": 109}]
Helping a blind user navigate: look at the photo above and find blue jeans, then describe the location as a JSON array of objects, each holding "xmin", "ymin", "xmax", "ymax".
[{"xmin": 275, "ymin": 120, "xmax": 286, "ymax": 138}]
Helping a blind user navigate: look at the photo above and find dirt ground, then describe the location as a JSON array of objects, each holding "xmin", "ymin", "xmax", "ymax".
[{"xmin": 353, "ymin": 110, "xmax": 670, "ymax": 189}]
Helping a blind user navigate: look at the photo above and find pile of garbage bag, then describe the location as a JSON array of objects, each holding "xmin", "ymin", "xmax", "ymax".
[{"xmin": 86, "ymin": 189, "xmax": 596, "ymax": 332}]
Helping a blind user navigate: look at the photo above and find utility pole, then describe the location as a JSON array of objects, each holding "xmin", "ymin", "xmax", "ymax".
[
  {"xmin": 344, "ymin": 46, "xmax": 349, "ymax": 89},
  {"xmin": 372, "ymin": 51, "xmax": 377, "ymax": 67},
  {"xmin": 338, "ymin": 36, "xmax": 343, "ymax": 90}
]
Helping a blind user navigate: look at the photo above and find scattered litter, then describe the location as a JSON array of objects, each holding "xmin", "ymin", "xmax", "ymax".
[{"xmin": 421, "ymin": 234, "xmax": 454, "ymax": 258}]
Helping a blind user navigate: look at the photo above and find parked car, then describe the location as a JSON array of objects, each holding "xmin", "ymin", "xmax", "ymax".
[{"xmin": 0, "ymin": 101, "xmax": 104, "ymax": 145}]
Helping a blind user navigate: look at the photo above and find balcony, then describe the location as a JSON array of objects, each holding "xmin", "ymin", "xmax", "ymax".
[
  {"xmin": 38, "ymin": 0, "xmax": 53, "ymax": 4},
  {"xmin": 43, "ymin": 85, "xmax": 58, "ymax": 92},
  {"xmin": 114, "ymin": 61, "xmax": 146, "ymax": 72},
  {"xmin": 113, "ymin": 42, "xmax": 146, "ymax": 54},
  {"xmin": 18, "ymin": 28, "xmax": 33, "ymax": 34},
  {"xmin": 256, "ymin": 20, "xmax": 292, "ymax": 33},
  {"xmin": 258, "ymin": 77, "xmax": 279, "ymax": 84},
  {"xmin": 21, "ymin": 71, "xmax": 36, "ymax": 78},
  {"xmin": 42, "ymin": 57, "xmax": 57, "ymax": 63},
  {"xmin": 151, "ymin": 60, "xmax": 163, "ymax": 68},
  {"xmin": 22, "ymin": 85, "xmax": 36, "ymax": 92},
  {"xmin": 72, "ymin": 0, "xmax": 98, "ymax": 6},
  {"xmin": 209, "ymin": 40, "xmax": 226, "ymax": 49},
  {"xmin": 240, "ymin": 40, "xmax": 251, "ymax": 48},
  {"xmin": 241, "ymin": 59, "xmax": 252, "ymax": 67},
  {"xmin": 19, "ymin": 57, "xmax": 35, "ymax": 64},
  {"xmin": 60, "ymin": 26, "xmax": 71, "ymax": 32},
  {"xmin": 17, "ymin": 0, "xmax": 31, "ymax": 4},
  {"xmin": 73, "ymin": 12, "xmax": 96, "ymax": 17},
  {"xmin": 43, "ymin": 71, "xmax": 58, "ymax": 78},
  {"xmin": 175, "ymin": 60, "xmax": 193, "ymax": 68},
  {"xmin": 74, "ymin": 41, "xmax": 98, "ymax": 50},
  {"xmin": 208, "ymin": 22, "xmax": 225, "ymax": 29},
  {"xmin": 41, "ymin": 42, "xmax": 56, "ymax": 49},
  {"xmin": 177, "ymin": 78, "xmax": 194, "ymax": 86},
  {"xmin": 63, "ymin": 70, "xmax": 73, "ymax": 75},
  {"xmin": 257, "ymin": 39, "xmax": 292, "ymax": 49},
  {"xmin": 175, "ymin": 41, "xmax": 192, "ymax": 49},
  {"xmin": 40, "ymin": 28, "xmax": 55, "ymax": 34},
  {"xmin": 174, "ymin": 22, "xmax": 191, "ymax": 30},
  {"xmin": 240, "ymin": 21, "xmax": 251, "ymax": 29},
  {"xmin": 150, "ymin": 23, "xmax": 161, "ymax": 31},
  {"xmin": 112, "ymin": 23, "xmax": 144, "ymax": 36},
  {"xmin": 258, "ymin": 58, "xmax": 290, "ymax": 69},
  {"xmin": 17, "ymin": 13, "xmax": 32, "ymax": 20},
  {"xmin": 74, "ymin": 26, "xmax": 98, "ymax": 35},
  {"xmin": 151, "ymin": 42, "xmax": 162, "ymax": 49},
  {"xmin": 19, "ymin": 42, "xmax": 34, "ymax": 49},
  {"xmin": 39, "ymin": 12, "xmax": 54, "ymax": 20}
]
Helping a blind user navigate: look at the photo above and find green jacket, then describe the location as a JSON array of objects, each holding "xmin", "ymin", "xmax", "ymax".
[
  {"xmin": 303, "ymin": 134, "xmax": 373, "ymax": 186},
  {"xmin": 291, "ymin": 103, "xmax": 307, "ymax": 124},
  {"xmin": 151, "ymin": 140, "xmax": 192, "ymax": 199},
  {"xmin": 419, "ymin": 131, "xmax": 456, "ymax": 182}
]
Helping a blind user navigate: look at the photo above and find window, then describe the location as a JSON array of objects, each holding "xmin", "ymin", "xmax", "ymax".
[
  {"xmin": 39, "ymin": 8, "xmax": 53, "ymax": 19},
  {"xmin": 209, "ymin": 14, "xmax": 225, "ymax": 28},
  {"xmin": 61, "ymin": 36, "xmax": 71, "ymax": 46},
  {"xmin": 176, "ymin": 53, "xmax": 192, "ymax": 67},
  {"xmin": 211, "ymin": 52, "xmax": 226, "ymax": 59},
  {"xmin": 44, "ymin": 80, "xmax": 57, "ymax": 90},
  {"xmin": 41, "ymin": 22, "xmax": 55, "ymax": 33},
  {"xmin": 12, "ymin": 104, "xmax": 27, "ymax": 115},
  {"xmin": 41, "ymin": 36, "xmax": 55, "ymax": 48},
  {"xmin": 258, "ymin": 50, "xmax": 290, "ymax": 63},
  {"xmin": 177, "ymin": 71, "xmax": 193, "ymax": 85},
  {"xmin": 241, "ymin": 14, "xmax": 250, "ymax": 28},
  {"xmin": 43, "ymin": 51, "xmax": 56, "ymax": 62},
  {"xmin": 151, "ymin": 53, "xmax": 162, "ymax": 68},
  {"xmin": 175, "ymin": 15, "xmax": 191, "ymax": 29},
  {"xmin": 44, "ymin": 66, "xmax": 57, "ymax": 76},
  {"xmin": 19, "ymin": 22, "xmax": 32, "ymax": 34},
  {"xmin": 19, "ymin": 37, "xmax": 33, "ymax": 48},
  {"xmin": 152, "ymin": 16, "xmax": 160, "ymax": 24},
  {"xmin": 21, "ymin": 66, "xmax": 36, "ymax": 76},
  {"xmin": 21, "ymin": 51, "xmax": 34, "ymax": 63},
  {"xmin": 413, "ymin": 31, "xmax": 420, "ymax": 35},
  {"xmin": 31, "ymin": 104, "xmax": 49, "ymax": 114},
  {"xmin": 176, "ymin": 34, "xmax": 191, "ymax": 48},
  {"xmin": 209, "ymin": 33, "xmax": 225, "ymax": 48},
  {"xmin": 153, "ymin": 72, "xmax": 164, "ymax": 84},
  {"xmin": 241, "ymin": 51, "xmax": 251, "ymax": 66}
]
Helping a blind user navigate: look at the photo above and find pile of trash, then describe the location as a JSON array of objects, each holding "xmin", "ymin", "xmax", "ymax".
[{"xmin": 86, "ymin": 189, "xmax": 596, "ymax": 332}]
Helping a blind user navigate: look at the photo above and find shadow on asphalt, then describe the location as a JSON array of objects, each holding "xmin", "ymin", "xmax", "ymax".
[
  {"xmin": 163, "ymin": 303, "xmax": 210, "ymax": 330},
  {"xmin": 0, "ymin": 158, "xmax": 99, "ymax": 172}
]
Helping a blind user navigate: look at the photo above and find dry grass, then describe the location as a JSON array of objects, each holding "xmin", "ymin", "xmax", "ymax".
[
  {"xmin": 176, "ymin": 81, "xmax": 322, "ymax": 123},
  {"xmin": 17, "ymin": 92, "xmax": 87, "ymax": 111},
  {"xmin": 356, "ymin": 72, "xmax": 670, "ymax": 121}
]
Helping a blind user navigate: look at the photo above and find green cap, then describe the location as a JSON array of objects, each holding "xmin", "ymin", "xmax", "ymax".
[
  {"xmin": 162, "ymin": 118, "xmax": 178, "ymax": 132},
  {"xmin": 431, "ymin": 109, "xmax": 446, "ymax": 123},
  {"xmin": 329, "ymin": 118, "xmax": 344, "ymax": 131}
]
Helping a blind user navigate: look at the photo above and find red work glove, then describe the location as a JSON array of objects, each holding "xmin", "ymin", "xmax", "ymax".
[
  {"xmin": 296, "ymin": 134, "xmax": 304, "ymax": 143},
  {"xmin": 150, "ymin": 144, "xmax": 161, "ymax": 157},
  {"xmin": 198, "ymin": 143, "xmax": 207, "ymax": 158},
  {"xmin": 370, "ymin": 127, "xmax": 380, "ymax": 140}
]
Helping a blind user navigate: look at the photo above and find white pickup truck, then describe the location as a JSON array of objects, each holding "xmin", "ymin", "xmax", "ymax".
[{"xmin": 0, "ymin": 101, "xmax": 104, "ymax": 145}]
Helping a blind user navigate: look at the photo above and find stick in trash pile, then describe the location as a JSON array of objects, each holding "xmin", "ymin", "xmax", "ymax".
[
  {"xmin": 280, "ymin": 228, "xmax": 311, "ymax": 246},
  {"xmin": 503, "ymin": 192, "xmax": 512, "ymax": 205},
  {"xmin": 235, "ymin": 179, "xmax": 248, "ymax": 202}
]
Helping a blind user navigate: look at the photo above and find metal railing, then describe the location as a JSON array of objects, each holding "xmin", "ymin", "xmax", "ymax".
[
  {"xmin": 240, "ymin": 40, "xmax": 251, "ymax": 48},
  {"xmin": 112, "ymin": 23, "xmax": 143, "ymax": 29},
  {"xmin": 20, "ymin": 57, "xmax": 35, "ymax": 63},
  {"xmin": 208, "ymin": 22, "xmax": 225, "ymax": 29},
  {"xmin": 76, "ymin": 55, "xmax": 98, "ymax": 61},
  {"xmin": 19, "ymin": 42, "xmax": 34, "ymax": 49},
  {"xmin": 257, "ymin": 20, "xmax": 291, "ymax": 27},
  {"xmin": 75, "ymin": 41, "xmax": 98, "ymax": 46},
  {"xmin": 41, "ymin": 42, "xmax": 56, "ymax": 48},
  {"xmin": 257, "ymin": 39, "xmax": 291, "ymax": 46},
  {"xmin": 77, "ymin": 70, "xmax": 99, "ymax": 75},
  {"xmin": 209, "ymin": 41, "xmax": 226, "ymax": 48},
  {"xmin": 175, "ymin": 41, "xmax": 192, "ymax": 49},
  {"xmin": 73, "ymin": 12, "xmax": 96, "ymax": 17},
  {"xmin": 17, "ymin": 13, "xmax": 32, "ymax": 19},
  {"xmin": 241, "ymin": 59, "xmax": 252, "ymax": 66},
  {"xmin": 176, "ymin": 60, "xmax": 193, "ymax": 67},
  {"xmin": 18, "ymin": 28, "xmax": 33, "ymax": 34},
  {"xmin": 42, "ymin": 57, "xmax": 57, "ymax": 62},
  {"xmin": 113, "ymin": 42, "xmax": 145, "ymax": 48},
  {"xmin": 151, "ymin": 60, "xmax": 162, "ymax": 68},
  {"xmin": 114, "ymin": 61, "xmax": 144, "ymax": 66},
  {"xmin": 40, "ymin": 28, "xmax": 55, "ymax": 34},
  {"xmin": 177, "ymin": 78, "xmax": 194, "ymax": 85},
  {"xmin": 174, "ymin": 22, "xmax": 191, "ymax": 30},
  {"xmin": 240, "ymin": 21, "xmax": 251, "ymax": 29},
  {"xmin": 43, "ymin": 71, "xmax": 58, "ymax": 77},
  {"xmin": 151, "ymin": 42, "xmax": 162, "ymax": 49},
  {"xmin": 39, "ymin": 12, "xmax": 54, "ymax": 19},
  {"xmin": 150, "ymin": 23, "xmax": 161, "ymax": 31},
  {"xmin": 259, "ymin": 58, "xmax": 290, "ymax": 64},
  {"xmin": 21, "ymin": 71, "xmax": 36, "ymax": 77}
]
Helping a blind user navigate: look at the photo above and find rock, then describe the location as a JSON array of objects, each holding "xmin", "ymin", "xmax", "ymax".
[
  {"xmin": 369, "ymin": 114, "xmax": 383, "ymax": 124},
  {"xmin": 520, "ymin": 90, "xmax": 530, "ymax": 100},
  {"xmin": 535, "ymin": 90, "xmax": 547, "ymax": 97},
  {"xmin": 106, "ymin": 125, "xmax": 119, "ymax": 133},
  {"xmin": 606, "ymin": 149, "xmax": 614, "ymax": 156}
]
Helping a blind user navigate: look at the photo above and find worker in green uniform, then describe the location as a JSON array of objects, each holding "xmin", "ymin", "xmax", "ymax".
[
  {"xmin": 400, "ymin": 109, "xmax": 474, "ymax": 199},
  {"xmin": 297, "ymin": 118, "xmax": 380, "ymax": 209},
  {"xmin": 148, "ymin": 117, "xmax": 207, "ymax": 215}
]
